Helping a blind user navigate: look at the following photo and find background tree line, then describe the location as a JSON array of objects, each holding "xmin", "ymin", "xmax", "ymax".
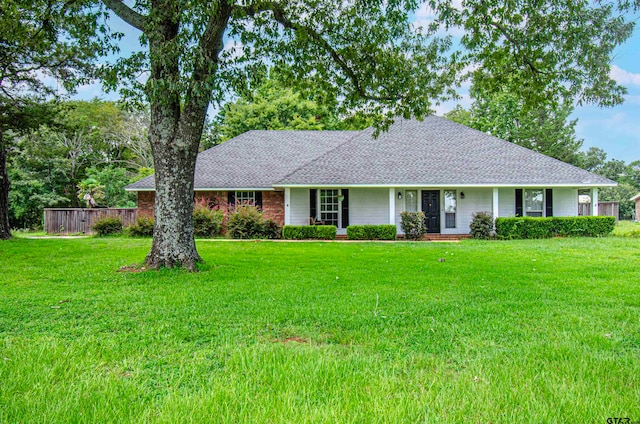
[
  {"xmin": 9, "ymin": 70, "xmax": 639, "ymax": 231},
  {"xmin": 7, "ymin": 99, "xmax": 152, "ymax": 229}
]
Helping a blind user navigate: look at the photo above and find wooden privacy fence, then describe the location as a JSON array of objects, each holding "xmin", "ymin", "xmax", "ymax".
[
  {"xmin": 578, "ymin": 201, "xmax": 619, "ymax": 221},
  {"xmin": 44, "ymin": 208, "xmax": 138, "ymax": 235},
  {"xmin": 597, "ymin": 201, "xmax": 619, "ymax": 222}
]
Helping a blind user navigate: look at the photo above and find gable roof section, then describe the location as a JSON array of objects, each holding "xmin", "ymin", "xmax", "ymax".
[
  {"xmin": 126, "ymin": 130, "xmax": 359, "ymax": 190},
  {"xmin": 276, "ymin": 116, "xmax": 615, "ymax": 187}
]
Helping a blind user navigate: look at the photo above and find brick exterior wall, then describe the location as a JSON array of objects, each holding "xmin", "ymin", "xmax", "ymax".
[
  {"xmin": 635, "ymin": 197, "xmax": 640, "ymax": 222},
  {"xmin": 137, "ymin": 192, "xmax": 155, "ymax": 217},
  {"xmin": 195, "ymin": 191, "xmax": 229, "ymax": 211},
  {"xmin": 262, "ymin": 191, "xmax": 285, "ymax": 226},
  {"xmin": 136, "ymin": 190, "xmax": 285, "ymax": 226}
]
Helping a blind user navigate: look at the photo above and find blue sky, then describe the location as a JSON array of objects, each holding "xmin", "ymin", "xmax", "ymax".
[{"xmin": 73, "ymin": 7, "xmax": 640, "ymax": 164}]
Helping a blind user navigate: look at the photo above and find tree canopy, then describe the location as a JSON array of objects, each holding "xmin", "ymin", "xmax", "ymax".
[
  {"xmin": 0, "ymin": 0, "xmax": 120, "ymax": 238},
  {"xmin": 205, "ymin": 69, "xmax": 374, "ymax": 147},
  {"xmin": 445, "ymin": 91, "xmax": 585, "ymax": 166},
  {"xmin": 7, "ymin": 100, "xmax": 151, "ymax": 229}
]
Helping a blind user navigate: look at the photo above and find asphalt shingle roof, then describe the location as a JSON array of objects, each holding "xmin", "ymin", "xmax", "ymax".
[
  {"xmin": 127, "ymin": 116, "xmax": 614, "ymax": 191},
  {"xmin": 126, "ymin": 130, "xmax": 359, "ymax": 190},
  {"xmin": 277, "ymin": 116, "xmax": 614, "ymax": 186}
]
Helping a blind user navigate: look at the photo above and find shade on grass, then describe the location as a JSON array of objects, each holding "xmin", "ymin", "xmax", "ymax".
[{"xmin": 0, "ymin": 237, "xmax": 639, "ymax": 422}]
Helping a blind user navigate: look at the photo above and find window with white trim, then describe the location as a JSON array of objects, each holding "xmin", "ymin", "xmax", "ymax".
[
  {"xmin": 444, "ymin": 190, "xmax": 456, "ymax": 228},
  {"xmin": 525, "ymin": 189, "xmax": 543, "ymax": 217},
  {"xmin": 405, "ymin": 190, "xmax": 418, "ymax": 212},
  {"xmin": 235, "ymin": 191, "xmax": 256, "ymax": 205},
  {"xmin": 320, "ymin": 189, "xmax": 339, "ymax": 226}
]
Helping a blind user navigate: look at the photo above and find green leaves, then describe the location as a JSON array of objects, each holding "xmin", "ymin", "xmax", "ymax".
[
  {"xmin": 445, "ymin": 92, "xmax": 585, "ymax": 166},
  {"xmin": 447, "ymin": 0, "xmax": 635, "ymax": 108}
]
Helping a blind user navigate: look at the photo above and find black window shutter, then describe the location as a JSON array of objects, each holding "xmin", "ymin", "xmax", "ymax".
[
  {"xmin": 515, "ymin": 189, "xmax": 523, "ymax": 217},
  {"xmin": 309, "ymin": 189, "xmax": 317, "ymax": 220},
  {"xmin": 545, "ymin": 189, "xmax": 553, "ymax": 217},
  {"xmin": 228, "ymin": 191, "xmax": 236, "ymax": 209},
  {"xmin": 341, "ymin": 189, "xmax": 349, "ymax": 228},
  {"xmin": 255, "ymin": 191, "xmax": 263, "ymax": 209}
]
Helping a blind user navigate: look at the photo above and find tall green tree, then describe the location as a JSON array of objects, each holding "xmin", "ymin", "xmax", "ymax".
[
  {"xmin": 97, "ymin": 0, "xmax": 633, "ymax": 268},
  {"xmin": 0, "ymin": 1, "xmax": 118, "ymax": 239},
  {"xmin": 440, "ymin": 1, "xmax": 635, "ymax": 109},
  {"xmin": 446, "ymin": 91, "xmax": 585, "ymax": 166},
  {"xmin": 7, "ymin": 100, "xmax": 147, "ymax": 229},
  {"xmin": 208, "ymin": 69, "xmax": 374, "ymax": 146}
]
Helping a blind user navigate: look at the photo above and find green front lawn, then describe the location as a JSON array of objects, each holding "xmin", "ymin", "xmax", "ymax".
[
  {"xmin": 1, "ymin": 237, "xmax": 639, "ymax": 422},
  {"xmin": 613, "ymin": 220, "xmax": 640, "ymax": 236}
]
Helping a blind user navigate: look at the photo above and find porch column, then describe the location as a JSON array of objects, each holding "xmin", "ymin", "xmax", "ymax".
[
  {"xmin": 592, "ymin": 188, "xmax": 599, "ymax": 216},
  {"xmin": 389, "ymin": 188, "xmax": 396, "ymax": 225},
  {"xmin": 284, "ymin": 188, "xmax": 291, "ymax": 225},
  {"xmin": 492, "ymin": 188, "xmax": 499, "ymax": 219}
]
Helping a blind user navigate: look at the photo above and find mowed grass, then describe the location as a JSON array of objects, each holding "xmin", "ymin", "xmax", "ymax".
[
  {"xmin": 1, "ymin": 237, "xmax": 639, "ymax": 423},
  {"xmin": 613, "ymin": 220, "xmax": 640, "ymax": 236}
]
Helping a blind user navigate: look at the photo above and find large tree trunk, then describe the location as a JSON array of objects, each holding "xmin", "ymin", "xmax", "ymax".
[
  {"xmin": 0, "ymin": 128, "xmax": 12, "ymax": 240},
  {"xmin": 146, "ymin": 132, "xmax": 201, "ymax": 270}
]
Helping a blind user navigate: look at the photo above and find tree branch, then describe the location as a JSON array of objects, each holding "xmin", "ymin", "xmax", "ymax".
[
  {"xmin": 102, "ymin": 0, "xmax": 147, "ymax": 32},
  {"xmin": 179, "ymin": 1, "xmax": 234, "ymax": 145},
  {"xmin": 485, "ymin": 17, "xmax": 548, "ymax": 76},
  {"xmin": 241, "ymin": 2, "xmax": 399, "ymax": 102}
]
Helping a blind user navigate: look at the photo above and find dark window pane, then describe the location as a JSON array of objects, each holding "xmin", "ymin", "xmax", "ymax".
[{"xmin": 445, "ymin": 213, "xmax": 456, "ymax": 228}]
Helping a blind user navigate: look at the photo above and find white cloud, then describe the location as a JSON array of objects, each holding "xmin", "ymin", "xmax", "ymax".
[{"xmin": 610, "ymin": 65, "xmax": 640, "ymax": 87}]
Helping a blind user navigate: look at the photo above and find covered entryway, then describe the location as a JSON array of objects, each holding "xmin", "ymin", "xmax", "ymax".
[{"xmin": 421, "ymin": 190, "xmax": 440, "ymax": 233}]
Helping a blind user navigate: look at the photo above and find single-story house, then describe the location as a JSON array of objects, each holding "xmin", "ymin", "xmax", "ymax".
[
  {"xmin": 126, "ymin": 116, "xmax": 616, "ymax": 235},
  {"xmin": 632, "ymin": 193, "xmax": 640, "ymax": 221}
]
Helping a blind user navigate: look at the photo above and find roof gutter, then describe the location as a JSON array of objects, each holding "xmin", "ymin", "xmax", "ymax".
[
  {"xmin": 273, "ymin": 183, "xmax": 617, "ymax": 189},
  {"xmin": 125, "ymin": 187, "xmax": 276, "ymax": 192}
]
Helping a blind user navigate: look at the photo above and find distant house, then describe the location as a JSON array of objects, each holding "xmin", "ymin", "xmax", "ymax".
[
  {"xmin": 632, "ymin": 193, "xmax": 640, "ymax": 221},
  {"xmin": 126, "ymin": 117, "xmax": 616, "ymax": 235}
]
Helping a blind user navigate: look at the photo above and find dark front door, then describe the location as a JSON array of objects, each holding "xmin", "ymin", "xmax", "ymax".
[{"xmin": 421, "ymin": 190, "xmax": 440, "ymax": 233}]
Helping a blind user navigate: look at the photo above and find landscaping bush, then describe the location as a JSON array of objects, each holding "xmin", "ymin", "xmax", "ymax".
[
  {"xmin": 193, "ymin": 206, "xmax": 224, "ymax": 238},
  {"xmin": 315, "ymin": 225, "xmax": 337, "ymax": 240},
  {"xmin": 400, "ymin": 211, "xmax": 426, "ymax": 240},
  {"xmin": 93, "ymin": 216, "xmax": 123, "ymax": 236},
  {"xmin": 227, "ymin": 205, "xmax": 266, "ymax": 239},
  {"xmin": 347, "ymin": 225, "xmax": 397, "ymax": 240},
  {"xmin": 495, "ymin": 216, "xmax": 552, "ymax": 239},
  {"xmin": 126, "ymin": 216, "xmax": 154, "ymax": 237},
  {"xmin": 470, "ymin": 211, "xmax": 494, "ymax": 239},
  {"xmin": 495, "ymin": 216, "xmax": 616, "ymax": 239},
  {"xmin": 282, "ymin": 225, "xmax": 336, "ymax": 240},
  {"xmin": 262, "ymin": 219, "xmax": 282, "ymax": 240}
]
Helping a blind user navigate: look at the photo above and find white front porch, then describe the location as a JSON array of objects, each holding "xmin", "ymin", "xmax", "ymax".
[{"xmin": 284, "ymin": 186, "xmax": 598, "ymax": 235}]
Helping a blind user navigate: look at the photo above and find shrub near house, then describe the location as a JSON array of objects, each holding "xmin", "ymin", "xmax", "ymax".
[
  {"xmin": 495, "ymin": 216, "xmax": 615, "ymax": 239},
  {"xmin": 347, "ymin": 225, "xmax": 396, "ymax": 240}
]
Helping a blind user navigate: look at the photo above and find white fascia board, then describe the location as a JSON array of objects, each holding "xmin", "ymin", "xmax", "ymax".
[
  {"xmin": 195, "ymin": 188, "xmax": 275, "ymax": 191},
  {"xmin": 125, "ymin": 187, "xmax": 275, "ymax": 192},
  {"xmin": 631, "ymin": 193, "xmax": 640, "ymax": 201},
  {"xmin": 124, "ymin": 187, "xmax": 153, "ymax": 192},
  {"xmin": 274, "ymin": 183, "xmax": 617, "ymax": 189}
]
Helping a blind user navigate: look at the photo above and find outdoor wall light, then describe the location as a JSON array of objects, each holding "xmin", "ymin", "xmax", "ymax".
[
  {"xmin": 338, "ymin": 195, "xmax": 345, "ymax": 202},
  {"xmin": 460, "ymin": 192, "xmax": 465, "ymax": 199},
  {"xmin": 398, "ymin": 192, "xmax": 402, "ymax": 200}
]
